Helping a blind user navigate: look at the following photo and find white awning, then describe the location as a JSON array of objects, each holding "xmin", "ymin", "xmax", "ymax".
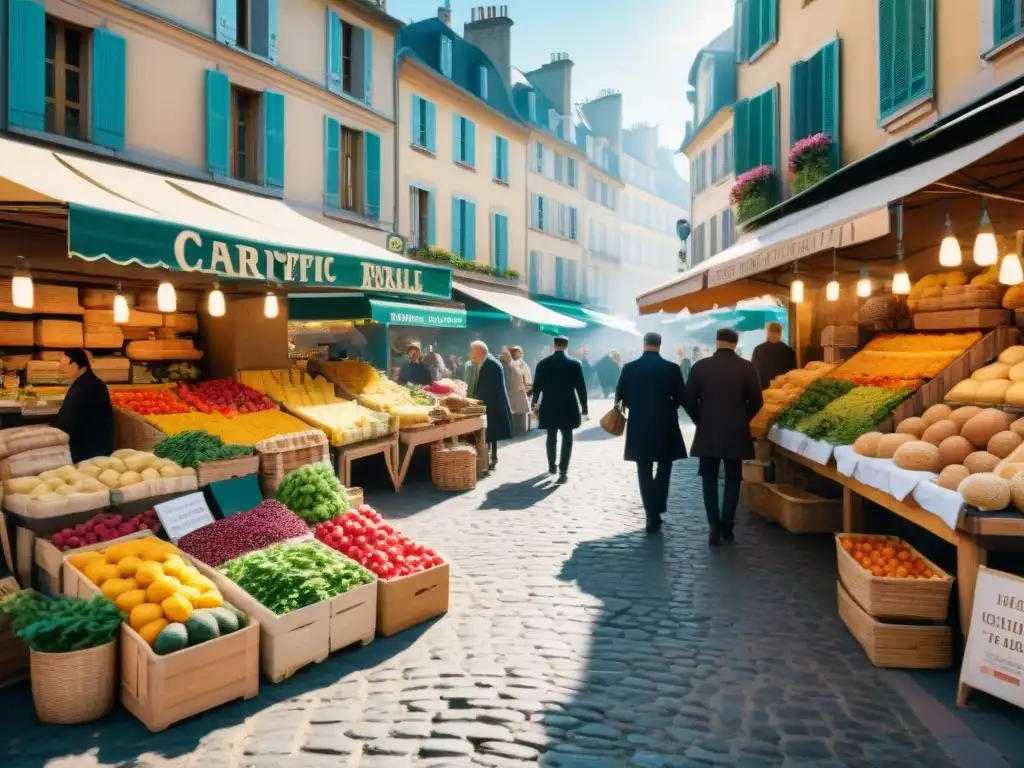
[
  {"xmin": 453, "ymin": 281, "xmax": 585, "ymax": 329},
  {"xmin": 580, "ymin": 307, "xmax": 641, "ymax": 336},
  {"xmin": 638, "ymin": 117, "xmax": 1024, "ymax": 312}
]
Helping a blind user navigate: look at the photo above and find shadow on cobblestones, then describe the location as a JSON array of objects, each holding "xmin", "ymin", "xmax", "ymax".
[{"xmin": 478, "ymin": 477, "xmax": 561, "ymax": 511}]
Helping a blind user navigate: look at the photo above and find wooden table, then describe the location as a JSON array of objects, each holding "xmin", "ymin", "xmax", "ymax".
[
  {"xmin": 771, "ymin": 444, "xmax": 1024, "ymax": 638},
  {"xmin": 395, "ymin": 416, "xmax": 487, "ymax": 488},
  {"xmin": 334, "ymin": 435, "xmax": 399, "ymax": 491}
]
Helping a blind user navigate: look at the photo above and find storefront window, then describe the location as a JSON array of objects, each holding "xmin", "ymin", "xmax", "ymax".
[{"xmin": 44, "ymin": 18, "xmax": 86, "ymax": 141}]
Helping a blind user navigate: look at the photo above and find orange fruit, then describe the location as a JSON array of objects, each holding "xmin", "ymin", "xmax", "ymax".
[{"xmin": 870, "ymin": 566, "xmax": 884, "ymax": 576}]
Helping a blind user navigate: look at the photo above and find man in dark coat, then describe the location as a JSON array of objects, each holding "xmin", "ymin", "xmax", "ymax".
[
  {"xmin": 56, "ymin": 348, "xmax": 114, "ymax": 463},
  {"xmin": 686, "ymin": 328, "xmax": 764, "ymax": 546},
  {"xmin": 615, "ymin": 332, "xmax": 687, "ymax": 534},
  {"xmin": 751, "ymin": 320, "xmax": 796, "ymax": 389},
  {"xmin": 531, "ymin": 336, "xmax": 588, "ymax": 482},
  {"xmin": 595, "ymin": 351, "xmax": 621, "ymax": 398},
  {"xmin": 470, "ymin": 341, "xmax": 513, "ymax": 471},
  {"xmin": 397, "ymin": 344, "xmax": 434, "ymax": 386}
]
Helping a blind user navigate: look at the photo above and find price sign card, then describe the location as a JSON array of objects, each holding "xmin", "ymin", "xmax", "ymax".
[{"xmin": 154, "ymin": 492, "xmax": 216, "ymax": 542}]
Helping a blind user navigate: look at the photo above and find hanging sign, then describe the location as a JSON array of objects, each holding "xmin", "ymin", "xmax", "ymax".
[
  {"xmin": 154, "ymin": 492, "xmax": 216, "ymax": 542},
  {"xmin": 958, "ymin": 566, "xmax": 1024, "ymax": 709}
]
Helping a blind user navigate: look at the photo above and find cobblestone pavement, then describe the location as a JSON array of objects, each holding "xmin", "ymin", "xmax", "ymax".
[{"xmin": 2, "ymin": 406, "xmax": 1022, "ymax": 767}]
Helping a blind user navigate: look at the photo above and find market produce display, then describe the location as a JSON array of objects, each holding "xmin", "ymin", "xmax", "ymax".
[
  {"xmin": 276, "ymin": 462, "xmax": 350, "ymax": 524},
  {"xmin": 240, "ymin": 369, "xmax": 337, "ymax": 405},
  {"xmin": 907, "ymin": 270, "xmax": 1001, "ymax": 313},
  {"xmin": 795, "ymin": 386, "xmax": 911, "ymax": 444},
  {"xmin": 405, "ymin": 385, "xmax": 435, "ymax": 406},
  {"xmin": 831, "ymin": 332, "xmax": 980, "ymax": 388},
  {"xmin": 147, "ymin": 410, "xmax": 312, "ymax": 444},
  {"xmin": 944, "ymin": 345, "xmax": 1024, "ymax": 406},
  {"xmin": 153, "ymin": 430, "xmax": 254, "ymax": 469},
  {"xmin": 320, "ymin": 359, "xmax": 380, "ymax": 394},
  {"xmin": 111, "ymin": 388, "xmax": 189, "ymax": 415},
  {"xmin": 319, "ymin": 359, "xmax": 435, "ymax": 426},
  {"xmin": 80, "ymin": 449, "xmax": 194, "ymax": 488},
  {"xmin": 775, "ymin": 379, "xmax": 855, "ymax": 429},
  {"xmin": 840, "ymin": 536, "xmax": 942, "ymax": 579},
  {"xmin": 0, "ymin": 592, "xmax": 122, "ymax": 653},
  {"xmin": 313, "ymin": 504, "xmax": 445, "ymax": 580},
  {"xmin": 3, "ymin": 463, "xmax": 107, "ymax": 498},
  {"xmin": 49, "ymin": 509, "xmax": 161, "ymax": 549},
  {"xmin": 424, "ymin": 379, "xmax": 468, "ymax": 397},
  {"xmin": 220, "ymin": 541, "xmax": 373, "ymax": 615},
  {"xmin": 178, "ymin": 500, "xmax": 309, "ymax": 567},
  {"xmin": 749, "ymin": 362, "xmax": 837, "ymax": 437},
  {"xmin": 177, "ymin": 379, "xmax": 277, "ymax": 415}
]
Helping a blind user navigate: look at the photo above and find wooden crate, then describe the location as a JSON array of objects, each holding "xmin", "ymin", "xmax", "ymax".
[
  {"xmin": 256, "ymin": 430, "xmax": 330, "ymax": 496},
  {"xmin": 837, "ymin": 581, "xmax": 951, "ymax": 669},
  {"xmin": 347, "ymin": 487, "xmax": 364, "ymax": 508},
  {"xmin": 760, "ymin": 484, "xmax": 842, "ymax": 534},
  {"xmin": 0, "ymin": 586, "xmax": 29, "ymax": 689},
  {"xmin": 113, "ymin": 408, "xmax": 166, "ymax": 452},
  {"xmin": 835, "ymin": 534, "xmax": 954, "ymax": 621},
  {"xmin": 742, "ymin": 461, "xmax": 766, "ymax": 483},
  {"xmin": 61, "ymin": 538, "xmax": 260, "ymax": 731},
  {"xmin": 192, "ymin": 543, "xmax": 376, "ymax": 683},
  {"xmin": 377, "ymin": 563, "xmax": 450, "ymax": 637},
  {"xmin": 34, "ymin": 529, "xmax": 152, "ymax": 597},
  {"xmin": 740, "ymin": 481, "xmax": 776, "ymax": 521},
  {"xmin": 197, "ymin": 455, "xmax": 260, "ymax": 487},
  {"xmin": 913, "ymin": 308, "xmax": 1010, "ymax": 331}
]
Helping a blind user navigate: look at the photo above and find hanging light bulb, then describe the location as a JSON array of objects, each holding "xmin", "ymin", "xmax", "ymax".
[
  {"xmin": 974, "ymin": 199, "xmax": 998, "ymax": 266},
  {"xmin": 1000, "ymin": 251, "xmax": 1024, "ymax": 286},
  {"xmin": 825, "ymin": 248, "xmax": 839, "ymax": 301},
  {"xmin": 790, "ymin": 279, "xmax": 804, "ymax": 303},
  {"xmin": 939, "ymin": 213, "xmax": 962, "ymax": 267},
  {"xmin": 157, "ymin": 281, "xmax": 176, "ymax": 312},
  {"xmin": 892, "ymin": 201, "xmax": 912, "ymax": 295},
  {"xmin": 113, "ymin": 282, "xmax": 129, "ymax": 324},
  {"xmin": 857, "ymin": 268, "xmax": 872, "ymax": 297},
  {"xmin": 11, "ymin": 255, "xmax": 33, "ymax": 310},
  {"xmin": 892, "ymin": 270, "xmax": 912, "ymax": 294},
  {"xmin": 264, "ymin": 291, "xmax": 279, "ymax": 319},
  {"xmin": 208, "ymin": 282, "xmax": 226, "ymax": 317}
]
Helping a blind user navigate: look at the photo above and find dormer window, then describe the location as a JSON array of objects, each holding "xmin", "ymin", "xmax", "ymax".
[
  {"xmin": 440, "ymin": 34, "xmax": 453, "ymax": 78},
  {"xmin": 478, "ymin": 65, "xmax": 488, "ymax": 100},
  {"xmin": 696, "ymin": 54, "xmax": 715, "ymax": 124},
  {"xmin": 548, "ymin": 109, "xmax": 558, "ymax": 132},
  {"xmin": 527, "ymin": 91, "xmax": 537, "ymax": 121}
]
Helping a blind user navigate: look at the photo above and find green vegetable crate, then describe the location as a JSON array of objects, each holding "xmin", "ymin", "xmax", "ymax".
[
  {"xmin": 197, "ymin": 455, "xmax": 260, "ymax": 487},
  {"xmin": 61, "ymin": 538, "xmax": 260, "ymax": 732},
  {"xmin": 192, "ymin": 539, "xmax": 378, "ymax": 684}
]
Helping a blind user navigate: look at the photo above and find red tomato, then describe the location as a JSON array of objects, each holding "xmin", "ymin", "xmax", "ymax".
[{"xmin": 431, "ymin": 555, "xmax": 444, "ymax": 566}]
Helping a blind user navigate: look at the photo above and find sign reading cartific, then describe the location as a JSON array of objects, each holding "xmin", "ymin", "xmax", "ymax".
[{"xmin": 958, "ymin": 566, "xmax": 1024, "ymax": 709}]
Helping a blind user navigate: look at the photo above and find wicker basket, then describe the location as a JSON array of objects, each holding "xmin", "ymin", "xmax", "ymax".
[
  {"xmin": 0, "ymin": 321, "xmax": 34, "ymax": 347},
  {"xmin": 83, "ymin": 323, "xmax": 125, "ymax": 349},
  {"xmin": 256, "ymin": 430, "xmax": 330, "ymax": 495},
  {"xmin": 431, "ymin": 443, "xmax": 477, "ymax": 491},
  {"xmin": 113, "ymin": 408, "xmax": 166, "ymax": 451},
  {"xmin": 30, "ymin": 640, "xmax": 117, "ymax": 724},
  {"xmin": 35, "ymin": 319, "xmax": 83, "ymax": 348},
  {"xmin": 835, "ymin": 534, "xmax": 954, "ymax": 621},
  {"xmin": 81, "ymin": 289, "xmax": 135, "ymax": 309}
]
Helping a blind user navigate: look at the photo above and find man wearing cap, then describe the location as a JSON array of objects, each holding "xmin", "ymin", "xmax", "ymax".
[
  {"xmin": 686, "ymin": 328, "xmax": 764, "ymax": 545},
  {"xmin": 752, "ymin": 321, "xmax": 796, "ymax": 389},
  {"xmin": 614, "ymin": 332, "xmax": 688, "ymax": 533},
  {"xmin": 397, "ymin": 344, "xmax": 433, "ymax": 386},
  {"xmin": 532, "ymin": 336, "xmax": 588, "ymax": 482}
]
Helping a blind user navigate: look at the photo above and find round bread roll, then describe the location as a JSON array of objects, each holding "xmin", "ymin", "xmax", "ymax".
[
  {"xmin": 964, "ymin": 451, "xmax": 1001, "ymax": 474},
  {"xmin": 937, "ymin": 464, "xmax": 970, "ymax": 491},
  {"xmin": 921, "ymin": 404, "xmax": 952, "ymax": 426},
  {"xmin": 921, "ymin": 420, "xmax": 959, "ymax": 446},
  {"xmin": 853, "ymin": 432, "xmax": 884, "ymax": 458},
  {"xmin": 988, "ymin": 430, "xmax": 1024, "ymax": 459},
  {"xmin": 949, "ymin": 406, "xmax": 983, "ymax": 429},
  {"xmin": 959, "ymin": 473, "xmax": 1011, "ymax": 512},
  {"xmin": 938, "ymin": 435, "xmax": 973, "ymax": 468},
  {"xmin": 876, "ymin": 433, "xmax": 916, "ymax": 459},
  {"xmin": 896, "ymin": 417, "xmax": 927, "ymax": 439}
]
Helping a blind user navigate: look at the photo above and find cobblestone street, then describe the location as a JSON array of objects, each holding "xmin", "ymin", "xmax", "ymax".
[{"xmin": 3, "ymin": 405, "xmax": 1023, "ymax": 767}]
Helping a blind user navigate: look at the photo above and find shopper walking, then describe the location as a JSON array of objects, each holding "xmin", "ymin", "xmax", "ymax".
[
  {"xmin": 595, "ymin": 351, "xmax": 621, "ymax": 398},
  {"xmin": 614, "ymin": 333, "xmax": 687, "ymax": 533},
  {"xmin": 504, "ymin": 346, "xmax": 533, "ymax": 434},
  {"xmin": 686, "ymin": 328, "xmax": 764, "ymax": 546},
  {"xmin": 751, "ymin": 320, "xmax": 796, "ymax": 389},
  {"xmin": 469, "ymin": 341, "xmax": 513, "ymax": 471},
  {"xmin": 532, "ymin": 336, "xmax": 588, "ymax": 482}
]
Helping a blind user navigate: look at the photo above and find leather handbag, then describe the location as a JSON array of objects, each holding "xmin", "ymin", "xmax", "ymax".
[{"xmin": 600, "ymin": 403, "xmax": 626, "ymax": 437}]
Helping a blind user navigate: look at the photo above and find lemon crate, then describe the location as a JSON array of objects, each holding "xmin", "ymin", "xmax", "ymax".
[{"xmin": 62, "ymin": 537, "xmax": 259, "ymax": 732}]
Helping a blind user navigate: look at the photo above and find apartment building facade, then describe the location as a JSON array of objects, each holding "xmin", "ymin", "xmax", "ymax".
[{"xmin": 2, "ymin": 0, "xmax": 400, "ymax": 246}]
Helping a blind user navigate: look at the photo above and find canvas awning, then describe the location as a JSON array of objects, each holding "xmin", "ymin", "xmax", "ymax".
[
  {"xmin": 638, "ymin": 117, "xmax": 1024, "ymax": 314},
  {"xmin": 288, "ymin": 294, "xmax": 466, "ymax": 328},
  {"xmin": 537, "ymin": 299, "xmax": 640, "ymax": 335},
  {"xmin": 452, "ymin": 281, "xmax": 585, "ymax": 329},
  {"xmin": 0, "ymin": 136, "xmax": 453, "ymax": 299}
]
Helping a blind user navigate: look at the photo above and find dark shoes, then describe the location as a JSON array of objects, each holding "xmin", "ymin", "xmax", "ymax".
[
  {"xmin": 548, "ymin": 465, "xmax": 557, "ymax": 475},
  {"xmin": 557, "ymin": 472, "xmax": 568, "ymax": 484},
  {"xmin": 708, "ymin": 527, "xmax": 722, "ymax": 546},
  {"xmin": 722, "ymin": 525, "xmax": 735, "ymax": 543},
  {"xmin": 645, "ymin": 518, "xmax": 662, "ymax": 534}
]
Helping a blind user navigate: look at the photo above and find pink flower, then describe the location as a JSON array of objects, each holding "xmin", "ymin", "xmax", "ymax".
[
  {"xmin": 788, "ymin": 133, "xmax": 832, "ymax": 173},
  {"xmin": 730, "ymin": 165, "xmax": 777, "ymax": 205}
]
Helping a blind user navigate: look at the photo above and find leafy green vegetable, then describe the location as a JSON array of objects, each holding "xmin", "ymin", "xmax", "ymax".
[
  {"xmin": 0, "ymin": 593, "xmax": 123, "ymax": 653},
  {"xmin": 154, "ymin": 430, "xmax": 254, "ymax": 469},
  {"xmin": 221, "ymin": 542, "xmax": 373, "ymax": 615},
  {"xmin": 405, "ymin": 385, "xmax": 435, "ymax": 406},
  {"xmin": 797, "ymin": 386, "xmax": 911, "ymax": 444},
  {"xmin": 276, "ymin": 462, "xmax": 350, "ymax": 524},
  {"xmin": 776, "ymin": 379, "xmax": 856, "ymax": 429}
]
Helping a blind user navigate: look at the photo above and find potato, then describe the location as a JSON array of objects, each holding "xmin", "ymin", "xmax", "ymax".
[
  {"xmin": 91, "ymin": 457, "xmax": 113, "ymax": 469},
  {"xmin": 119, "ymin": 470, "xmax": 143, "ymax": 487},
  {"xmin": 54, "ymin": 465, "xmax": 78, "ymax": 482},
  {"xmin": 107, "ymin": 458, "xmax": 127, "ymax": 474},
  {"xmin": 152, "ymin": 458, "xmax": 173, "ymax": 470},
  {"xmin": 111, "ymin": 449, "xmax": 137, "ymax": 460},
  {"xmin": 76, "ymin": 464, "xmax": 101, "ymax": 479},
  {"xmin": 37, "ymin": 469, "xmax": 59, "ymax": 482},
  {"xmin": 4, "ymin": 476, "xmax": 41, "ymax": 495},
  {"xmin": 55, "ymin": 484, "xmax": 76, "ymax": 497},
  {"xmin": 98, "ymin": 469, "xmax": 121, "ymax": 489},
  {"xmin": 158, "ymin": 465, "xmax": 181, "ymax": 478},
  {"xmin": 124, "ymin": 452, "xmax": 157, "ymax": 473},
  {"xmin": 141, "ymin": 467, "xmax": 161, "ymax": 481}
]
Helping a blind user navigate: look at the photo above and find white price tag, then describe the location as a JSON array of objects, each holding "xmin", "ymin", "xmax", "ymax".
[{"xmin": 154, "ymin": 492, "xmax": 215, "ymax": 542}]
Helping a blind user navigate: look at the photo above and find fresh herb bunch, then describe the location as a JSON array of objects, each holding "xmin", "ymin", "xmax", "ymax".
[
  {"xmin": 276, "ymin": 462, "xmax": 350, "ymax": 524},
  {"xmin": 797, "ymin": 386, "xmax": 911, "ymax": 445},
  {"xmin": 776, "ymin": 379, "xmax": 856, "ymax": 429},
  {"xmin": 154, "ymin": 430, "xmax": 254, "ymax": 469},
  {"xmin": 0, "ymin": 593, "xmax": 123, "ymax": 653},
  {"xmin": 221, "ymin": 542, "xmax": 373, "ymax": 615},
  {"xmin": 405, "ymin": 385, "xmax": 435, "ymax": 406}
]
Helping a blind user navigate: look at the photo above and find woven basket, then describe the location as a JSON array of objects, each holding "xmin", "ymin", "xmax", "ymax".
[
  {"xmin": 30, "ymin": 640, "xmax": 117, "ymax": 724},
  {"xmin": 431, "ymin": 443, "xmax": 477, "ymax": 491},
  {"xmin": 255, "ymin": 430, "xmax": 330, "ymax": 495},
  {"xmin": 81, "ymin": 289, "xmax": 135, "ymax": 309},
  {"xmin": 113, "ymin": 407, "xmax": 166, "ymax": 451},
  {"xmin": 137, "ymin": 290, "xmax": 197, "ymax": 313},
  {"xmin": 35, "ymin": 319, "xmax": 83, "ymax": 348},
  {"xmin": 83, "ymin": 323, "xmax": 124, "ymax": 349},
  {"xmin": 0, "ymin": 321, "xmax": 34, "ymax": 347}
]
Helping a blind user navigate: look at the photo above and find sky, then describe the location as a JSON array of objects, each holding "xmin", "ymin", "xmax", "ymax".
[{"xmin": 386, "ymin": 0, "xmax": 735, "ymax": 179}]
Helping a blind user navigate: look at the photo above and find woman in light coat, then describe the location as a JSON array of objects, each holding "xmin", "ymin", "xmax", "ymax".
[{"xmin": 500, "ymin": 346, "xmax": 531, "ymax": 415}]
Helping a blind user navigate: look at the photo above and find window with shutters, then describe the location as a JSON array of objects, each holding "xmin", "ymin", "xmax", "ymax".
[
  {"xmin": 411, "ymin": 95, "xmax": 435, "ymax": 152},
  {"xmin": 440, "ymin": 35, "xmax": 453, "ymax": 78},
  {"xmin": 218, "ymin": 0, "xmax": 277, "ymax": 60},
  {"xmin": 339, "ymin": 126, "xmax": 363, "ymax": 214},
  {"xmin": 710, "ymin": 145, "xmax": 719, "ymax": 184},
  {"xmin": 690, "ymin": 223, "xmax": 705, "ymax": 266},
  {"xmin": 733, "ymin": 86, "xmax": 778, "ymax": 174},
  {"xmin": 737, "ymin": 0, "xmax": 778, "ymax": 61},
  {"xmin": 722, "ymin": 207, "xmax": 735, "ymax": 249},
  {"xmin": 709, "ymin": 214, "xmax": 719, "ymax": 256},
  {"xmin": 790, "ymin": 39, "xmax": 840, "ymax": 166},
  {"xmin": 493, "ymin": 135, "xmax": 509, "ymax": 183},
  {"xmin": 722, "ymin": 130, "xmax": 733, "ymax": 175},
  {"xmin": 878, "ymin": 0, "xmax": 933, "ymax": 121},
  {"xmin": 410, "ymin": 187, "xmax": 431, "ymax": 247},
  {"xmin": 230, "ymin": 86, "xmax": 260, "ymax": 183},
  {"xmin": 533, "ymin": 142, "xmax": 545, "ymax": 173},
  {"xmin": 44, "ymin": 18, "xmax": 88, "ymax": 141},
  {"xmin": 994, "ymin": 0, "xmax": 1024, "ymax": 46},
  {"xmin": 453, "ymin": 115, "xmax": 475, "ymax": 167},
  {"xmin": 326, "ymin": 10, "xmax": 371, "ymax": 103}
]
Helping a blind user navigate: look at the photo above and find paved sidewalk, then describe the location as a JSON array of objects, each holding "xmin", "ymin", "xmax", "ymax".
[{"xmin": 2, "ymin": 405, "xmax": 1023, "ymax": 767}]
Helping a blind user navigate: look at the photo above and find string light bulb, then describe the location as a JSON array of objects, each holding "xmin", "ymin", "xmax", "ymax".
[
  {"xmin": 11, "ymin": 255, "xmax": 32, "ymax": 310},
  {"xmin": 1000, "ymin": 251, "xmax": 1024, "ymax": 286},
  {"xmin": 857, "ymin": 268, "xmax": 872, "ymax": 297},
  {"xmin": 264, "ymin": 291, "xmax": 279, "ymax": 319},
  {"xmin": 208, "ymin": 282, "xmax": 226, "ymax": 317},
  {"xmin": 892, "ymin": 201, "xmax": 911, "ymax": 295},
  {"xmin": 157, "ymin": 281, "xmax": 176, "ymax": 312},
  {"xmin": 113, "ymin": 283, "xmax": 129, "ymax": 324},
  {"xmin": 974, "ymin": 199, "xmax": 998, "ymax": 267},
  {"xmin": 892, "ymin": 270, "xmax": 912, "ymax": 295},
  {"xmin": 825, "ymin": 248, "xmax": 839, "ymax": 301},
  {"xmin": 939, "ymin": 213, "xmax": 962, "ymax": 267}
]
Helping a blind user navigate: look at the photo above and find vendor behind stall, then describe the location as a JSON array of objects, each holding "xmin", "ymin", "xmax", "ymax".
[
  {"xmin": 56, "ymin": 348, "xmax": 114, "ymax": 462},
  {"xmin": 397, "ymin": 344, "xmax": 434, "ymax": 386}
]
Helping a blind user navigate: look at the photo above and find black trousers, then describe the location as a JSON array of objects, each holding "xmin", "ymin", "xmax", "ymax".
[
  {"xmin": 699, "ymin": 457, "xmax": 742, "ymax": 530},
  {"xmin": 636, "ymin": 460, "xmax": 672, "ymax": 522},
  {"xmin": 488, "ymin": 441, "xmax": 498, "ymax": 465},
  {"xmin": 546, "ymin": 428, "xmax": 573, "ymax": 472}
]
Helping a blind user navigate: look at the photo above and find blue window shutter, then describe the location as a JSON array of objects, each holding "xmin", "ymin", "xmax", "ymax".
[
  {"xmin": 327, "ymin": 9, "xmax": 342, "ymax": 94},
  {"xmin": 412, "ymin": 95, "xmax": 422, "ymax": 146},
  {"xmin": 425, "ymin": 101, "xmax": 437, "ymax": 153},
  {"xmin": 362, "ymin": 27, "xmax": 373, "ymax": 106},
  {"xmin": 268, "ymin": 0, "xmax": 279, "ymax": 63},
  {"xmin": 205, "ymin": 69, "xmax": 231, "ymax": 176},
  {"xmin": 490, "ymin": 212, "xmax": 497, "ymax": 265},
  {"xmin": 554, "ymin": 256, "xmax": 564, "ymax": 297},
  {"xmin": 790, "ymin": 59, "xmax": 808, "ymax": 144},
  {"xmin": 440, "ymin": 35, "xmax": 452, "ymax": 78},
  {"xmin": 746, "ymin": 0, "xmax": 761, "ymax": 54},
  {"xmin": 465, "ymin": 201, "xmax": 476, "ymax": 260},
  {"xmin": 479, "ymin": 66, "xmax": 489, "ymax": 100},
  {"xmin": 426, "ymin": 191, "xmax": 436, "ymax": 244},
  {"xmin": 492, "ymin": 135, "xmax": 499, "ymax": 179},
  {"xmin": 496, "ymin": 215, "xmax": 508, "ymax": 273},
  {"xmin": 733, "ymin": 98, "xmax": 749, "ymax": 173},
  {"xmin": 323, "ymin": 116, "xmax": 340, "ymax": 208},
  {"xmin": 500, "ymin": 138, "xmax": 509, "ymax": 181},
  {"xmin": 909, "ymin": 0, "xmax": 933, "ymax": 99},
  {"xmin": 767, "ymin": 86, "xmax": 779, "ymax": 169},
  {"xmin": 527, "ymin": 91, "xmax": 537, "ymax": 121},
  {"xmin": 996, "ymin": 0, "xmax": 1019, "ymax": 44},
  {"xmin": 529, "ymin": 251, "xmax": 540, "ymax": 293},
  {"xmin": 734, "ymin": 0, "xmax": 748, "ymax": 61},
  {"xmin": 710, "ymin": 145, "xmax": 718, "ymax": 183},
  {"xmin": 466, "ymin": 119, "xmax": 476, "ymax": 167},
  {"xmin": 363, "ymin": 131, "xmax": 381, "ymax": 220},
  {"xmin": 879, "ymin": 0, "xmax": 895, "ymax": 115},
  {"xmin": 452, "ymin": 114, "xmax": 463, "ymax": 162},
  {"xmin": 263, "ymin": 90, "xmax": 285, "ymax": 189},
  {"xmin": 451, "ymin": 197, "xmax": 463, "ymax": 255},
  {"xmin": 822, "ymin": 38, "xmax": 840, "ymax": 168},
  {"xmin": 215, "ymin": 0, "xmax": 238, "ymax": 46},
  {"xmin": 530, "ymin": 193, "xmax": 538, "ymax": 228},
  {"xmin": 8, "ymin": 0, "xmax": 45, "ymax": 131},
  {"xmin": 767, "ymin": 0, "xmax": 778, "ymax": 46},
  {"xmin": 90, "ymin": 28, "xmax": 127, "ymax": 151}
]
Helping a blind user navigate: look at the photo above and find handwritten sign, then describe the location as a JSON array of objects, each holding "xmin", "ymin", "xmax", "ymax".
[
  {"xmin": 154, "ymin": 492, "xmax": 216, "ymax": 543},
  {"xmin": 959, "ymin": 566, "xmax": 1024, "ymax": 709}
]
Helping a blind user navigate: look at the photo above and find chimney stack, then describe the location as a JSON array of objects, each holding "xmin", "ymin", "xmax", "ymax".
[
  {"xmin": 464, "ymin": 6, "xmax": 514, "ymax": 91},
  {"xmin": 437, "ymin": 0, "xmax": 452, "ymax": 27},
  {"xmin": 523, "ymin": 52, "xmax": 574, "ymax": 120}
]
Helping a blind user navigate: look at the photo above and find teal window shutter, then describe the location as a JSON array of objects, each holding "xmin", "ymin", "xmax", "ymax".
[
  {"xmin": 451, "ymin": 197, "xmax": 463, "ymax": 255},
  {"xmin": 767, "ymin": 0, "xmax": 778, "ymax": 46},
  {"xmin": 327, "ymin": 9, "xmax": 342, "ymax": 94},
  {"xmin": 263, "ymin": 90, "xmax": 285, "ymax": 189},
  {"xmin": 492, "ymin": 135, "xmax": 499, "ymax": 179},
  {"xmin": 453, "ymin": 114, "xmax": 463, "ymax": 162},
  {"xmin": 323, "ymin": 116, "xmax": 340, "ymax": 208},
  {"xmin": 527, "ymin": 91, "xmax": 537, "ymax": 121},
  {"xmin": 495, "ymin": 214, "xmax": 508, "ymax": 273},
  {"xmin": 530, "ymin": 193, "xmax": 539, "ymax": 229},
  {"xmin": 733, "ymin": 99, "xmax": 749, "ymax": 173},
  {"xmin": 215, "ymin": 0, "xmax": 238, "ymax": 46},
  {"xmin": 362, "ymin": 27, "xmax": 373, "ymax": 106},
  {"xmin": 710, "ymin": 145, "xmax": 718, "ymax": 183},
  {"xmin": 363, "ymin": 130, "xmax": 381, "ymax": 219},
  {"xmin": 790, "ymin": 59, "xmax": 808, "ymax": 144},
  {"xmin": 268, "ymin": 0, "xmax": 278, "ymax": 63},
  {"xmin": 500, "ymin": 137, "xmax": 509, "ymax": 181},
  {"xmin": 995, "ymin": 0, "xmax": 1021, "ymax": 44},
  {"xmin": 554, "ymin": 256, "xmax": 564, "ymax": 297},
  {"xmin": 425, "ymin": 100, "xmax": 437, "ymax": 152},
  {"xmin": 822, "ymin": 39, "xmax": 840, "ymax": 168},
  {"xmin": 765, "ymin": 86, "xmax": 778, "ymax": 169},
  {"xmin": 205, "ymin": 69, "xmax": 231, "ymax": 176},
  {"xmin": 8, "ymin": 0, "xmax": 45, "ymax": 131},
  {"xmin": 465, "ymin": 201, "xmax": 477, "ymax": 261},
  {"xmin": 466, "ymin": 119, "xmax": 476, "ymax": 167},
  {"xmin": 90, "ymin": 28, "xmax": 127, "ymax": 151},
  {"xmin": 426, "ymin": 190, "xmax": 436, "ymax": 244},
  {"xmin": 879, "ymin": 0, "xmax": 933, "ymax": 118},
  {"xmin": 734, "ymin": 0, "xmax": 748, "ymax": 61},
  {"xmin": 479, "ymin": 65, "xmax": 488, "ymax": 100},
  {"xmin": 746, "ymin": 0, "xmax": 761, "ymax": 54},
  {"xmin": 529, "ymin": 251, "xmax": 540, "ymax": 293},
  {"xmin": 440, "ymin": 35, "xmax": 453, "ymax": 78},
  {"xmin": 412, "ymin": 95, "xmax": 422, "ymax": 146}
]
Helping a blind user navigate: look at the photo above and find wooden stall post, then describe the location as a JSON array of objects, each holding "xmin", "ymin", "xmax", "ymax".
[
  {"xmin": 842, "ymin": 486, "xmax": 866, "ymax": 533},
  {"xmin": 956, "ymin": 534, "xmax": 987, "ymax": 638}
]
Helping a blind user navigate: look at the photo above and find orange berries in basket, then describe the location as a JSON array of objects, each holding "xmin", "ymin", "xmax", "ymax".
[{"xmin": 841, "ymin": 535, "xmax": 940, "ymax": 579}]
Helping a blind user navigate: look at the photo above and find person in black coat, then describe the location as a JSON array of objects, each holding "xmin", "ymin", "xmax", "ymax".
[
  {"xmin": 751, "ymin": 320, "xmax": 796, "ymax": 389},
  {"xmin": 595, "ymin": 351, "xmax": 621, "ymax": 397},
  {"xmin": 56, "ymin": 348, "xmax": 114, "ymax": 463},
  {"xmin": 614, "ymin": 332, "xmax": 687, "ymax": 534},
  {"xmin": 469, "ymin": 341, "xmax": 513, "ymax": 470},
  {"xmin": 531, "ymin": 336, "xmax": 588, "ymax": 482},
  {"xmin": 685, "ymin": 328, "xmax": 764, "ymax": 545},
  {"xmin": 397, "ymin": 344, "xmax": 434, "ymax": 386}
]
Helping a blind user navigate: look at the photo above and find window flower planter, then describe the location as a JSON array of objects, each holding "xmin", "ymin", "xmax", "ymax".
[
  {"xmin": 730, "ymin": 165, "xmax": 779, "ymax": 228},
  {"xmin": 789, "ymin": 133, "xmax": 834, "ymax": 195},
  {"xmin": 408, "ymin": 246, "xmax": 520, "ymax": 282}
]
